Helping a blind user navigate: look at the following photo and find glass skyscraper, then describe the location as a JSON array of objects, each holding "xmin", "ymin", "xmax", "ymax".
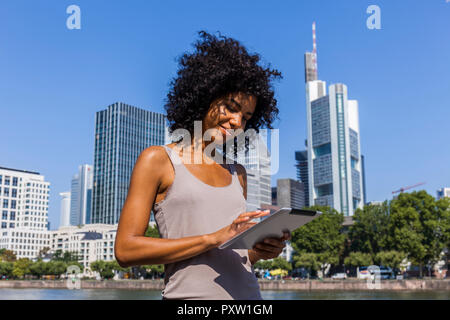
[
  {"xmin": 70, "ymin": 164, "xmax": 93, "ymax": 226},
  {"xmin": 91, "ymin": 102, "xmax": 167, "ymax": 224},
  {"xmin": 305, "ymin": 82, "xmax": 364, "ymax": 216}
]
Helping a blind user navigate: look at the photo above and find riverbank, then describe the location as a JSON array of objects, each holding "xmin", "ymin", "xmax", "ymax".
[{"xmin": 1, "ymin": 279, "xmax": 450, "ymax": 291}]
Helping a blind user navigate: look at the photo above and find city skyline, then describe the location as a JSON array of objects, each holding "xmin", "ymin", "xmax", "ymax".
[{"xmin": 1, "ymin": 1, "xmax": 449, "ymax": 228}]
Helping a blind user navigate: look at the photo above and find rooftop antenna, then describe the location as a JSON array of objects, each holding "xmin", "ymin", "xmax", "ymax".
[{"xmin": 312, "ymin": 21, "xmax": 318, "ymax": 75}]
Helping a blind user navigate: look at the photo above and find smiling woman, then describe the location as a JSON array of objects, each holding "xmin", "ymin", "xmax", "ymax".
[{"xmin": 114, "ymin": 30, "xmax": 288, "ymax": 300}]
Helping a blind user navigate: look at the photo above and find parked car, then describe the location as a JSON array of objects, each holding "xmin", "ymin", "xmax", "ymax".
[
  {"xmin": 357, "ymin": 266, "xmax": 395, "ymax": 280},
  {"xmin": 331, "ymin": 273, "xmax": 347, "ymax": 280}
]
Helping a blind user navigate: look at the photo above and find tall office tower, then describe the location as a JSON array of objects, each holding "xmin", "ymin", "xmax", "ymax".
[
  {"xmin": 91, "ymin": 102, "xmax": 167, "ymax": 224},
  {"xmin": 221, "ymin": 131, "xmax": 272, "ymax": 212},
  {"xmin": 304, "ymin": 23, "xmax": 364, "ymax": 216},
  {"xmin": 0, "ymin": 167, "xmax": 51, "ymax": 260},
  {"xmin": 295, "ymin": 150, "xmax": 309, "ymax": 207},
  {"xmin": 306, "ymin": 84, "xmax": 364, "ymax": 216},
  {"xmin": 70, "ymin": 164, "xmax": 93, "ymax": 226},
  {"xmin": 276, "ymin": 178, "xmax": 305, "ymax": 209},
  {"xmin": 437, "ymin": 188, "xmax": 450, "ymax": 200},
  {"xmin": 59, "ymin": 191, "xmax": 71, "ymax": 227}
]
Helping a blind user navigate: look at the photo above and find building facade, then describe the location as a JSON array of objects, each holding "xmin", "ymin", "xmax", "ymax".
[
  {"xmin": 276, "ymin": 178, "xmax": 305, "ymax": 209},
  {"xmin": 305, "ymin": 82, "xmax": 364, "ymax": 216},
  {"xmin": 295, "ymin": 150, "xmax": 309, "ymax": 207},
  {"xmin": 0, "ymin": 167, "xmax": 51, "ymax": 260},
  {"xmin": 91, "ymin": 102, "xmax": 167, "ymax": 224},
  {"xmin": 303, "ymin": 23, "xmax": 365, "ymax": 216},
  {"xmin": 222, "ymin": 131, "xmax": 272, "ymax": 213},
  {"xmin": 437, "ymin": 188, "xmax": 450, "ymax": 200},
  {"xmin": 49, "ymin": 224, "xmax": 117, "ymax": 272},
  {"xmin": 59, "ymin": 191, "xmax": 71, "ymax": 227},
  {"xmin": 70, "ymin": 164, "xmax": 93, "ymax": 226}
]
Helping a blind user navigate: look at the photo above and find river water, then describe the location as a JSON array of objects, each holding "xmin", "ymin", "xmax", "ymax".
[{"xmin": 0, "ymin": 289, "xmax": 449, "ymax": 300}]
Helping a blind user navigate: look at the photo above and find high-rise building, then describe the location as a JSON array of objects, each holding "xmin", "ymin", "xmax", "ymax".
[
  {"xmin": 304, "ymin": 23, "xmax": 364, "ymax": 216},
  {"xmin": 91, "ymin": 102, "xmax": 167, "ymax": 224},
  {"xmin": 70, "ymin": 164, "xmax": 93, "ymax": 226},
  {"xmin": 295, "ymin": 150, "xmax": 309, "ymax": 207},
  {"xmin": 59, "ymin": 191, "xmax": 71, "ymax": 227},
  {"xmin": 220, "ymin": 131, "xmax": 272, "ymax": 213},
  {"xmin": 0, "ymin": 167, "xmax": 51, "ymax": 260},
  {"xmin": 276, "ymin": 178, "xmax": 305, "ymax": 209},
  {"xmin": 437, "ymin": 188, "xmax": 450, "ymax": 200}
]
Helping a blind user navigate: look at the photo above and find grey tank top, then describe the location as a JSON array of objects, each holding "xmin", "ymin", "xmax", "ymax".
[{"xmin": 153, "ymin": 145, "xmax": 262, "ymax": 300}]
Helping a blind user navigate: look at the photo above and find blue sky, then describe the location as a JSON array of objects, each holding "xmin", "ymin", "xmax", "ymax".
[{"xmin": 1, "ymin": 0, "xmax": 449, "ymax": 229}]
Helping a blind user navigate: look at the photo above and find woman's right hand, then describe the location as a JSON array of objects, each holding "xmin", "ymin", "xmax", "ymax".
[{"xmin": 209, "ymin": 210, "xmax": 270, "ymax": 247}]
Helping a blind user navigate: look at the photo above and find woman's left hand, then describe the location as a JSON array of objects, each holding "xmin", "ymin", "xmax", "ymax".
[{"xmin": 248, "ymin": 231, "xmax": 291, "ymax": 265}]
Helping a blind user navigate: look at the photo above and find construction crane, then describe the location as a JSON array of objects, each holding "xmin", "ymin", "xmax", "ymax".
[{"xmin": 392, "ymin": 182, "xmax": 426, "ymax": 195}]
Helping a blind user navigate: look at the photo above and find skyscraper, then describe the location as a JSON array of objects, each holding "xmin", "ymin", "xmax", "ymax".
[
  {"xmin": 91, "ymin": 102, "xmax": 167, "ymax": 224},
  {"xmin": 276, "ymin": 178, "xmax": 305, "ymax": 209},
  {"xmin": 304, "ymin": 23, "xmax": 365, "ymax": 216},
  {"xmin": 59, "ymin": 191, "xmax": 71, "ymax": 227},
  {"xmin": 295, "ymin": 150, "xmax": 309, "ymax": 207},
  {"xmin": 221, "ymin": 131, "xmax": 272, "ymax": 213},
  {"xmin": 70, "ymin": 164, "xmax": 93, "ymax": 226}
]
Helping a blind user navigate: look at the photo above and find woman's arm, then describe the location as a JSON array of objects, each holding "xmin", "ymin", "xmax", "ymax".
[{"xmin": 114, "ymin": 147, "xmax": 266, "ymax": 267}]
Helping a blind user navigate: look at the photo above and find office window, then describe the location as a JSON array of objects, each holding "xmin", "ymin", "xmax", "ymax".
[
  {"xmin": 1, "ymin": 222, "xmax": 6, "ymax": 229},
  {"xmin": 12, "ymin": 177, "xmax": 18, "ymax": 186},
  {"xmin": 11, "ymin": 189, "xmax": 17, "ymax": 198},
  {"xmin": 0, "ymin": 175, "xmax": 2, "ymax": 184},
  {"xmin": 3, "ymin": 188, "xmax": 9, "ymax": 197},
  {"xmin": 4, "ymin": 177, "xmax": 10, "ymax": 186},
  {"xmin": 2, "ymin": 211, "xmax": 7, "ymax": 220},
  {"xmin": 3, "ymin": 199, "xmax": 8, "ymax": 208},
  {"xmin": 11, "ymin": 200, "xmax": 16, "ymax": 209}
]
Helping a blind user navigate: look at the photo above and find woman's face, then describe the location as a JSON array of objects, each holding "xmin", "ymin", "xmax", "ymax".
[{"xmin": 203, "ymin": 92, "xmax": 257, "ymax": 145}]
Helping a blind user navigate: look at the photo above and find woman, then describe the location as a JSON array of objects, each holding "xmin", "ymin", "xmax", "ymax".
[{"xmin": 115, "ymin": 31, "xmax": 290, "ymax": 300}]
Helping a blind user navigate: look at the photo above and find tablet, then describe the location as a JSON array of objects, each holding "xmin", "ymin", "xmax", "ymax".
[{"xmin": 218, "ymin": 208, "xmax": 322, "ymax": 250}]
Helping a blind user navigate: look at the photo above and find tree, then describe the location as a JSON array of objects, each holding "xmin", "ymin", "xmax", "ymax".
[
  {"xmin": 375, "ymin": 251, "xmax": 406, "ymax": 272},
  {"xmin": 253, "ymin": 260, "xmax": 272, "ymax": 271},
  {"xmin": 12, "ymin": 258, "xmax": 32, "ymax": 279},
  {"xmin": 293, "ymin": 253, "xmax": 320, "ymax": 277},
  {"xmin": 91, "ymin": 261, "xmax": 116, "ymax": 280},
  {"xmin": 291, "ymin": 206, "xmax": 346, "ymax": 277},
  {"xmin": 270, "ymin": 257, "xmax": 292, "ymax": 272},
  {"xmin": 344, "ymin": 252, "xmax": 373, "ymax": 268},
  {"xmin": 47, "ymin": 261, "xmax": 67, "ymax": 278},
  {"xmin": 145, "ymin": 225, "xmax": 161, "ymax": 238},
  {"xmin": 387, "ymin": 191, "xmax": 450, "ymax": 277},
  {"xmin": 0, "ymin": 249, "xmax": 17, "ymax": 262},
  {"xmin": 348, "ymin": 202, "xmax": 390, "ymax": 258},
  {"xmin": 0, "ymin": 261, "xmax": 14, "ymax": 278},
  {"xmin": 29, "ymin": 261, "xmax": 48, "ymax": 279}
]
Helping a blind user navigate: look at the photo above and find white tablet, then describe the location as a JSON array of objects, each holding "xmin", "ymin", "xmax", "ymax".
[{"xmin": 218, "ymin": 208, "xmax": 322, "ymax": 250}]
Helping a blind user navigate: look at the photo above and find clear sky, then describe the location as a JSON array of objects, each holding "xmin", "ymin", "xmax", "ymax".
[{"xmin": 1, "ymin": 0, "xmax": 449, "ymax": 229}]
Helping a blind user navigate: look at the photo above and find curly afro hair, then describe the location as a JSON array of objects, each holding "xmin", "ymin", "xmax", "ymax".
[{"xmin": 164, "ymin": 30, "xmax": 282, "ymax": 139}]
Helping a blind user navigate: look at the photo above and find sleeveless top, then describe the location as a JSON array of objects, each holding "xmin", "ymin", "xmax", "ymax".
[{"xmin": 152, "ymin": 145, "xmax": 262, "ymax": 300}]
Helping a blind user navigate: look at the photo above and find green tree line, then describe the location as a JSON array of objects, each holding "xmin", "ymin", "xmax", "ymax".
[{"xmin": 291, "ymin": 191, "xmax": 450, "ymax": 278}]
